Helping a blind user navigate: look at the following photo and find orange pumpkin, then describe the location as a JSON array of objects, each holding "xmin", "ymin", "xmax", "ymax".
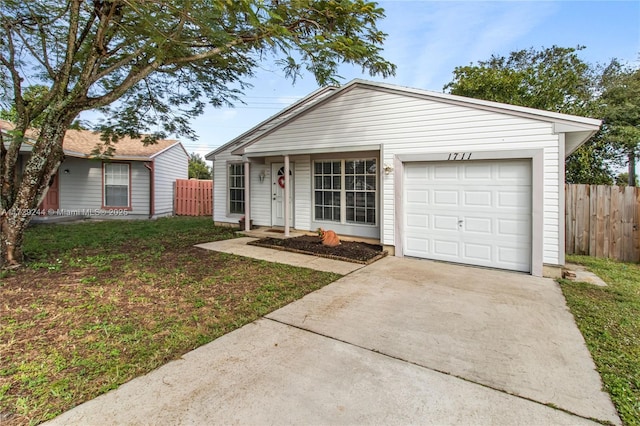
[{"xmin": 319, "ymin": 229, "xmax": 341, "ymax": 247}]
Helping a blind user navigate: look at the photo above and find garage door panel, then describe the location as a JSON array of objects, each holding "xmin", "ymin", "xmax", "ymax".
[
  {"xmin": 498, "ymin": 190, "xmax": 531, "ymax": 209},
  {"xmin": 406, "ymin": 213, "xmax": 429, "ymax": 229},
  {"xmin": 498, "ymin": 163, "xmax": 532, "ymax": 183},
  {"xmin": 497, "ymin": 246, "xmax": 530, "ymax": 268},
  {"xmin": 405, "ymin": 237, "xmax": 430, "ymax": 256},
  {"xmin": 463, "ymin": 164, "xmax": 492, "ymax": 180},
  {"xmin": 433, "ymin": 190, "xmax": 458, "ymax": 205},
  {"xmin": 497, "ymin": 218, "xmax": 530, "ymax": 237},
  {"xmin": 406, "ymin": 188, "xmax": 429, "ymax": 204},
  {"xmin": 463, "ymin": 217, "xmax": 492, "ymax": 234},
  {"xmin": 463, "ymin": 191, "xmax": 492, "ymax": 207},
  {"xmin": 404, "ymin": 160, "xmax": 531, "ymax": 273},
  {"xmin": 463, "ymin": 243, "xmax": 492, "ymax": 262},
  {"xmin": 433, "ymin": 215, "xmax": 459, "ymax": 231},
  {"xmin": 433, "ymin": 239, "xmax": 459, "ymax": 257},
  {"xmin": 433, "ymin": 165, "xmax": 459, "ymax": 180}
]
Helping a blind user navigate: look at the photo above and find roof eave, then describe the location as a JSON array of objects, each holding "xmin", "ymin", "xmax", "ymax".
[
  {"xmin": 63, "ymin": 150, "xmax": 153, "ymax": 161},
  {"xmin": 206, "ymin": 85, "xmax": 338, "ymax": 160},
  {"xmin": 149, "ymin": 141, "xmax": 185, "ymax": 158}
]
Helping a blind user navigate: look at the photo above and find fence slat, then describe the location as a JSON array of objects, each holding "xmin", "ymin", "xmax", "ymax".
[
  {"xmin": 565, "ymin": 184, "xmax": 639, "ymax": 262},
  {"xmin": 174, "ymin": 179, "xmax": 212, "ymax": 216},
  {"xmin": 588, "ymin": 185, "xmax": 598, "ymax": 256},
  {"xmin": 565, "ymin": 184, "xmax": 575, "ymax": 254}
]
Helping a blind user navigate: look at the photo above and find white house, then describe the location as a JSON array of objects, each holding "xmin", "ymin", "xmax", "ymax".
[
  {"xmin": 205, "ymin": 80, "xmax": 601, "ymax": 276},
  {"xmin": 1, "ymin": 120, "xmax": 189, "ymax": 220}
]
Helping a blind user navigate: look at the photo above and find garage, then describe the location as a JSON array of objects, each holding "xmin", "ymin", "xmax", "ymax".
[{"xmin": 403, "ymin": 160, "xmax": 532, "ymax": 272}]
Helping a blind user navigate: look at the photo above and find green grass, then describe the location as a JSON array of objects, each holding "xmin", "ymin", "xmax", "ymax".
[
  {"xmin": 0, "ymin": 217, "xmax": 342, "ymax": 425},
  {"xmin": 560, "ymin": 255, "xmax": 640, "ymax": 425}
]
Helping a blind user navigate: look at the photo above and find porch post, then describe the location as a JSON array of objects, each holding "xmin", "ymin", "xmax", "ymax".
[
  {"xmin": 244, "ymin": 160, "xmax": 251, "ymax": 231},
  {"xmin": 284, "ymin": 155, "xmax": 290, "ymax": 237}
]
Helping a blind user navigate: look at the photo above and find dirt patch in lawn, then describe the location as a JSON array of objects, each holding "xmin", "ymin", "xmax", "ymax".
[
  {"xmin": 248, "ymin": 235, "xmax": 387, "ymax": 264},
  {"xmin": 0, "ymin": 219, "xmax": 342, "ymax": 426}
]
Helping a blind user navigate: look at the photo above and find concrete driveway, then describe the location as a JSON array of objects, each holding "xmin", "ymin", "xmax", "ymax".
[{"xmin": 47, "ymin": 250, "xmax": 620, "ymax": 425}]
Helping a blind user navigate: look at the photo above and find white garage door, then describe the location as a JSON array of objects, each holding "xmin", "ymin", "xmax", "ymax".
[{"xmin": 403, "ymin": 160, "xmax": 531, "ymax": 272}]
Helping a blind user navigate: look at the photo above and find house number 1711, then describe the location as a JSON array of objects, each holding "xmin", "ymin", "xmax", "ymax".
[{"xmin": 447, "ymin": 152, "xmax": 472, "ymax": 160}]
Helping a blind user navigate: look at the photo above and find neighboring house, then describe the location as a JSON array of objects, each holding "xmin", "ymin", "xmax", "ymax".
[
  {"xmin": 205, "ymin": 79, "xmax": 601, "ymax": 277},
  {"xmin": 1, "ymin": 120, "xmax": 188, "ymax": 220}
]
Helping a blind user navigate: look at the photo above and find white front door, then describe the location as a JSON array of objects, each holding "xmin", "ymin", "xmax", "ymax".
[
  {"xmin": 272, "ymin": 163, "xmax": 294, "ymax": 226},
  {"xmin": 403, "ymin": 160, "xmax": 532, "ymax": 272}
]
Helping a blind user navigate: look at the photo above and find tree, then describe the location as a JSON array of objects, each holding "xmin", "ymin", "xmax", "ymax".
[
  {"xmin": 598, "ymin": 62, "xmax": 640, "ymax": 186},
  {"xmin": 0, "ymin": 0, "xmax": 395, "ymax": 267},
  {"xmin": 0, "ymin": 85, "xmax": 50, "ymax": 127},
  {"xmin": 615, "ymin": 172, "xmax": 638, "ymax": 187},
  {"xmin": 188, "ymin": 153, "xmax": 212, "ymax": 180},
  {"xmin": 444, "ymin": 46, "xmax": 594, "ymax": 114},
  {"xmin": 444, "ymin": 46, "xmax": 615, "ymax": 184}
]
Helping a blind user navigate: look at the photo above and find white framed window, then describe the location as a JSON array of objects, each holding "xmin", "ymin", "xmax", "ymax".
[
  {"xmin": 314, "ymin": 160, "xmax": 341, "ymax": 222},
  {"xmin": 313, "ymin": 159, "xmax": 376, "ymax": 225},
  {"xmin": 103, "ymin": 162, "xmax": 130, "ymax": 208},
  {"xmin": 345, "ymin": 159, "xmax": 377, "ymax": 225},
  {"xmin": 228, "ymin": 163, "xmax": 245, "ymax": 215}
]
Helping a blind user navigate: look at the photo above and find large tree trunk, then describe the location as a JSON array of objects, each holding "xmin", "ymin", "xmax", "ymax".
[
  {"xmin": 0, "ymin": 208, "xmax": 31, "ymax": 267},
  {"xmin": 0, "ymin": 117, "xmax": 69, "ymax": 268}
]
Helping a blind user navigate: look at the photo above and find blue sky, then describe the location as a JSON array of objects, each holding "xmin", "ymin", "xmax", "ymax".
[{"xmin": 180, "ymin": 0, "xmax": 640, "ymax": 158}]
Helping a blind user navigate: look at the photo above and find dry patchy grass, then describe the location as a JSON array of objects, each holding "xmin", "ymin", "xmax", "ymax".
[{"xmin": 0, "ymin": 218, "xmax": 341, "ymax": 425}]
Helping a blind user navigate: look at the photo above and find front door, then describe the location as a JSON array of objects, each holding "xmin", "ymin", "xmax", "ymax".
[
  {"xmin": 271, "ymin": 163, "xmax": 294, "ymax": 226},
  {"xmin": 40, "ymin": 173, "xmax": 59, "ymax": 213}
]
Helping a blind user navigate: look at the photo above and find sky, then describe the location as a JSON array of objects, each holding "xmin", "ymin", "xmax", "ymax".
[{"xmin": 172, "ymin": 0, "xmax": 640, "ymax": 159}]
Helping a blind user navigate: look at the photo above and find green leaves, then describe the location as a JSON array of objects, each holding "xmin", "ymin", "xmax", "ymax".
[
  {"xmin": 445, "ymin": 46, "xmax": 594, "ymax": 114},
  {"xmin": 1, "ymin": 0, "xmax": 396, "ymax": 139},
  {"xmin": 188, "ymin": 153, "xmax": 212, "ymax": 180},
  {"xmin": 443, "ymin": 46, "xmax": 640, "ymax": 184}
]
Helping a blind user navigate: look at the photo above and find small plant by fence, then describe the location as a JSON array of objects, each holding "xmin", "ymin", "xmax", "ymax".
[
  {"xmin": 566, "ymin": 184, "xmax": 640, "ymax": 262},
  {"xmin": 174, "ymin": 179, "xmax": 212, "ymax": 216}
]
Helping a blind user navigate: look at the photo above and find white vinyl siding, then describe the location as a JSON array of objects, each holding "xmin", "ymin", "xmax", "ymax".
[
  {"xmin": 243, "ymin": 86, "xmax": 563, "ymax": 266},
  {"xmin": 213, "ymin": 151, "xmax": 240, "ymax": 223},
  {"xmin": 153, "ymin": 143, "xmax": 188, "ymax": 217},
  {"xmin": 292, "ymin": 158, "xmax": 311, "ymax": 231},
  {"xmin": 57, "ymin": 158, "xmax": 150, "ymax": 218}
]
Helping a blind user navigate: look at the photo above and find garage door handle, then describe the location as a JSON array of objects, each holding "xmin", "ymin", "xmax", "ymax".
[{"xmin": 458, "ymin": 219, "xmax": 463, "ymax": 228}]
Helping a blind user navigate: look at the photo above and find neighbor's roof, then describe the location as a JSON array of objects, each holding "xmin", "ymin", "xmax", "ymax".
[
  {"xmin": 0, "ymin": 119, "xmax": 183, "ymax": 160},
  {"xmin": 216, "ymin": 79, "xmax": 601, "ymax": 158}
]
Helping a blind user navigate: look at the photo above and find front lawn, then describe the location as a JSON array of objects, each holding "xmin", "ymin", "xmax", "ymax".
[
  {"xmin": 0, "ymin": 217, "xmax": 342, "ymax": 425},
  {"xmin": 560, "ymin": 255, "xmax": 640, "ymax": 426}
]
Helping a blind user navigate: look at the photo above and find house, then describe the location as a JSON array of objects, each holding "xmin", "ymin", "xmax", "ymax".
[
  {"xmin": 205, "ymin": 79, "xmax": 601, "ymax": 277},
  {"xmin": 1, "ymin": 120, "xmax": 189, "ymax": 220}
]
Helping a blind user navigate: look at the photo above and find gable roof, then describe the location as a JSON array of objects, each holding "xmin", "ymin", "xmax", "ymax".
[
  {"xmin": 0, "ymin": 119, "xmax": 183, "ymax": 160},
  {"xmin": 204, "ymin": 85, "xmax": 337, "ymax": 160},
  {"xmin": 219, "ymin": 79, "xmax": 601, "ymax": 158}
]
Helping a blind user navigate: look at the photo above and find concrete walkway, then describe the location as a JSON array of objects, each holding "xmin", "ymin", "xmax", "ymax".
[{"xmin": 46, "ymin": 239, "xmax": 620, "ymax": 425}]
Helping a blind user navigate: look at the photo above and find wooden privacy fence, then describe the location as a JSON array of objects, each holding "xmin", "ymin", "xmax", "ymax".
[
  {"xmin": 174, "ymin": 179, "xmax": 212, "ymax": 216},
  {"xmin": 565, "ymin": 184, "xmax": 640, "ymax": 262}
]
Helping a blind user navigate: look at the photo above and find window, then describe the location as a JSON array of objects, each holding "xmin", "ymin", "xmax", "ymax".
[
  {"xmin": 314, "ymin": 161, "xmax": 341, "ymax": 222},
  {"xmin": 345, "ymin": 159, "xmax": 377, "ymax": 224},
  {"xmin": 313, "ymin": 159, "xmax": 376, "ymax": 225},
  {"xmin": 228, "ymin": 163, "xmax": 245, "ymax": 214},
  {"xmin": 103, "ymin": 163, "xmax": 130, "ymax": 207}
]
